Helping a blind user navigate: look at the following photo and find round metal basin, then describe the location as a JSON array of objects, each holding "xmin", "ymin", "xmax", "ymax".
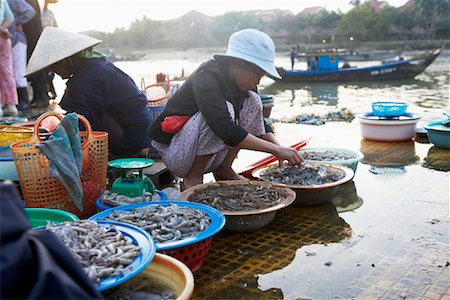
[
  {"xmin": 180, "ymin": 180, "xmax": 296, "ymax": 232},
  {"xmin": 252, "ymin": 163, "xmax": 354, "ymax": 206}
]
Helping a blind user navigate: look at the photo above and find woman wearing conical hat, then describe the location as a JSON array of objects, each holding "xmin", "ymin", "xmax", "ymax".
[
  {"xmin": 148, "ymin": 29, "xmax": 303, "ymax": 189},
  {"xmin": 25, "ymin": 27, "xmax": 151, "ymax": 157}
]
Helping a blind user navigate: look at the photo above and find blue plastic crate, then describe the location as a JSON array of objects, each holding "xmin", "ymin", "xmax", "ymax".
[{"xmin": 371, "ymin": 101, "xmax": 408, "ymax": 117}]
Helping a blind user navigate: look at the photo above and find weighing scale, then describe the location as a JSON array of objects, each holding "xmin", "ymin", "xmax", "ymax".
[{"xmin": 108, "ymin": 158, "xmax": 155, "ymax": 198}]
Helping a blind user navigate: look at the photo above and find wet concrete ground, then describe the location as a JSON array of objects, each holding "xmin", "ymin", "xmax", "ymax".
[
  {"xmin": 6, "ymin": 108, "xmax": 449, "ymax": 299},
  {"xmin": 194, "ymin": 122, "xmax": 450, "ymax": 299}
]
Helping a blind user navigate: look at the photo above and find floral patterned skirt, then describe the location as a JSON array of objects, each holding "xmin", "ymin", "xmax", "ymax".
[{"xmin": 152, "ymin": 91, "xmax": 265, "ymax": 177}]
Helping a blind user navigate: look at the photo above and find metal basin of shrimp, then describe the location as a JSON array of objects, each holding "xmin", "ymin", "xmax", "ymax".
[
  {"xmin": 252, "ymin": 163, "xmax": 354, "ymax": 206},
  {"xmin": 181, "ymin": 180, "xmax": 296, "ymax": 232}
]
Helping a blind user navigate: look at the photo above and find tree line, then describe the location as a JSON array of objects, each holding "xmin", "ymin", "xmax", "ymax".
[{"xmin": 88, "ymin": 0, "xmax": 450, "ymax": 51}]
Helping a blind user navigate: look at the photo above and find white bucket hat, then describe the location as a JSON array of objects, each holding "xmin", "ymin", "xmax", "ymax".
[
  {"xmin": 215, "ymin": 29, "xmax": 281, "ymax": 79},
  {"xmin": 25, "ymin": 27, "xmax": 102, "ymax": 76}
]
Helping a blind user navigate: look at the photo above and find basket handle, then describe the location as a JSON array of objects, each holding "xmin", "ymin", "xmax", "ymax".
[
  {"xmin": 32, "ymin": 112, "xmax": 93, "ymax": 145},
  {"xmin": 140, "ymin": 77, "xmax": 146, "ymax": 91},
  {"xmin": 32, "ymin": 112, "xmax": 93, "ymax": 173}
]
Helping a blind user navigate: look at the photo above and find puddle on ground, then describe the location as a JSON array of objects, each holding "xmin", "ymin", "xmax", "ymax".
[{"xmin": 193, "ymin": 126, "xmax": 449, "ymax": 299}]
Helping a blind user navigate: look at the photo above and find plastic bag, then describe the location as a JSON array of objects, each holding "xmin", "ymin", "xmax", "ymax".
[{"xmin": 161, "ymin": 116, "xmax": 190, "ymax": 134}]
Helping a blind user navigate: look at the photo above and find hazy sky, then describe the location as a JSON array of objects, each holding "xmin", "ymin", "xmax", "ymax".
[{"xmin": 46, "ymin": 0, "xmax": 410, "ymax": 33}]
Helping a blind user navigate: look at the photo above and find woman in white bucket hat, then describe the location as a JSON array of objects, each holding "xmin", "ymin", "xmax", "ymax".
[
  {"xmin": 25, "ymin": 27, "xmax": 151, "ymax": 156},
  {"xmin": 149, "ymin": 29, "xmax": 303, "ymax": 189}
]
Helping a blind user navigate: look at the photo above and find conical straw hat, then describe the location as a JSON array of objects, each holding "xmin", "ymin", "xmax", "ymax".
[{"xmin": 25, "ymin": 27, "xmax": 102, "ymax": 76}]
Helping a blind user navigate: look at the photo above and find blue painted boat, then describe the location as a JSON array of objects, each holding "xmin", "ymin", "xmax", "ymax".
[{"xmin": 272, "ymin": 48, "xmax": 441, "ymax": 83}]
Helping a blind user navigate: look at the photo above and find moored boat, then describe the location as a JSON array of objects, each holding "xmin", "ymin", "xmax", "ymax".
[
  {"xmin": 297, "ymin": 49, "xmax": 402, "ymax": 62},
  {"xmin": 272, "ymin": 48, "xmax": 441, "ymax": 83}
]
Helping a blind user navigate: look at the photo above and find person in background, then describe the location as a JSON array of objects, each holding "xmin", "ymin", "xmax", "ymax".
[
  {"xmin": 148, "ymin": 29, "xmax": 303, "ymax": 189},
  {"xmin": 22, "ymin": 0, "xmax": 49, "ymax": 108},
  {"xmin": 25, "ymin": 27, "xmax": 151, "ymax": 157},
  {"xmin": 7, "ymin": 0, "xmax": 35, "ymax": 111},
  {"xmin": 0, "ymin": 0, "xmax": 18, "ymax": 117},
  {"xmin": 41, "ymin": 0, "xmax": 57, "ymax": 99},
  {"xmin": 290, "ymin": 46, "xmax": 296, "ymax": 70}
]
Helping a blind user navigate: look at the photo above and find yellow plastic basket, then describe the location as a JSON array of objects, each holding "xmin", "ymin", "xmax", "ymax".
[{"xmin": 0, "ymin": 125, "xmax": 33, "ymax": 146}]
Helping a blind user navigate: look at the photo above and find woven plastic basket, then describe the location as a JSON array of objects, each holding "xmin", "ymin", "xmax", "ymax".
[
  {"xmin": 0, "ymin": 125, "xmax": 33, "ymax": 146},
  {"xmin": 145, "ymin": 82, "xmax": 170, "ymax": 107},
  {"xmin": 11, "ymin": 112, "xmax": 109, "ymax": 218},
  {"xmin": 161, "ymin": 237, "xmax": 212, "ymax": 272},
  {"xmin": 371, "ymin": 102, "xmax": 408, "ymax": 117},
  {"xmin": 144, "ymin": 82, "xmax": 171, "ymax": 123}
]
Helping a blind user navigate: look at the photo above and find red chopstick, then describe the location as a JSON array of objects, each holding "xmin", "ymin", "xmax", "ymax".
[{"xmin": 239, "ymin": 137, "xmax": 311, "ymax": 176}]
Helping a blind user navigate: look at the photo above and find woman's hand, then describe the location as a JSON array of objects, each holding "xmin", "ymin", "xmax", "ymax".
[
  {"xmin": 273, "ymin": 145, "xmax": 303, "ymax": 166},
  {"xmin": 0, "ymin": 27, "xmax": 11, "ymax": 39},
  {"xmin": 239, "ymin": 133, "xmax": 304, "ymax": 166}
]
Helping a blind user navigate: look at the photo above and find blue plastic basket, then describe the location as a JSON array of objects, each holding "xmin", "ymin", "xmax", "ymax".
[
  {"xmin": 90, "ymin": 201, "xmax": 225, "ymax": 251},
  {"xmin": 148, "ymin": 106, "xmax": 166, "ymax": 123},
  {"xmin": 371, "ymin": 102, "xmax": 408, "ymax": 117},
  {"xmin": 89, "ymin": 201, "xmax": 226, "ymax": 272},
  {"xmin": 35, "ymin": 220, "xmax": 156, "ymax": 291},
  {"xmin": 96, "ymin": 190, "xmax": 167, "ymax": 211}
]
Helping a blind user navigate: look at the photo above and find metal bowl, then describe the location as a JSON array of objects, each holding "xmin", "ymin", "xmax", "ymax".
[
  {"xmin": 252, "ymin": 163, "xmax": 354, "ymax": 206},
  {"xmin": 180, "ymin": 180, "xmax": 296, "ymax": 232}
]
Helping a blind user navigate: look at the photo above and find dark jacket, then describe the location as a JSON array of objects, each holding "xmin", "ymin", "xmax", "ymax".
[
  {"xmin": 60, "ymin": 58, "xmax": 151, "ymax": 155},
  {"xmin": 0, "ymin": 183, "xmax": 102, "ymax": 299},
  {"xmin": 148, "ymin": 57, "xmax": 271, "ymax": 147}
]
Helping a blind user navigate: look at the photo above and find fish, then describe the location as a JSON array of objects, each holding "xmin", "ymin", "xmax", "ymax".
[
  {"xmin": 302, "ymin": 150, "xmax": 356, "ymax": 161},
  {"xmin": 100, "ymin": 190, "xmax": 161, "ymax": 207},
  {"xmin": 187, "ymin": 182, "xmax": 288, "ymax": 211},
  {"xmin": 260, "ymin": 163, "xmax": 345, "ymax": 186},
  {"xmin": 45, "ymin": 220, "xmax": 141, "ymax": 283},
  {"xmin": 104, "ymin": 204, "xmax": 211, "ymax": 244}
]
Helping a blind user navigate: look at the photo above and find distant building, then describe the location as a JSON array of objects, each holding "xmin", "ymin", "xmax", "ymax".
[
  {"xmin": 398, "ymin": 0, "xmax": 416, "ymax": 12},
  {"xmin": 367, "ymin": 0, "xmax": 389, "ymax": 12},
  {"xmin": 299, "ymin": 7, "xmax": 326, "ymax": 16}
]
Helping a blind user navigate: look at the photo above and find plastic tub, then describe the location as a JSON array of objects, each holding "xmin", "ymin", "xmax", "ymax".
[
  {"xmin": 96, "ymin": 190, "xmax": 167, "ymax": 211},
  {"xmin": 0, "ymin": 146, "xmax": 18, "ymax": 181},
  {"xmin": 359, "ymin": 113, "xmax": 421, "ymax": 141},
  {"xmin": 25, "ymin": 208, "xmax": 80, "ymax": 228},
  {"xmin": 299, "ymin": 147, "xmax": 364, "ymax": 174},
  {"xmin": 103, "ymin": 253, "xmax": 194, "ymax": 300},
  {"xmin": 424, "ymin": 121, "xmax": 450, "ymax": 149}
]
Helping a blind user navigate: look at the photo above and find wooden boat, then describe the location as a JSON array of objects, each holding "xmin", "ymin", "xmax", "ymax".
[
  {"xmin": 297, "ymin": 49, "xmax": 402, "ymax": 62},
  {"xmin": 339, "ymin": 49, "xmax": 403, "ymax": 62},
  {"xmin": 272, "ymin": 49, "xmax": 441, "ymax": 83}
]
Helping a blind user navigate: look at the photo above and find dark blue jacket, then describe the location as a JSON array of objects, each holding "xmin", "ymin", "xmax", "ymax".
[
  {"xmin": 0, "ymin": 183, "xmax": 102, "ymax": 299},
  {"xmin": 60, "ymin": 58, "xmax": 151, "ymax": 155}
]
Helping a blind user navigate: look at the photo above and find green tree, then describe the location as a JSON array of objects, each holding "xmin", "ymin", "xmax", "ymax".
[
  {"xmin": 415, "ymin": 0, "xmax": 450, "ymax": 38},
  {"xmin": 338, "ymin": 4, "xmax": 391, "ymax": 41}
]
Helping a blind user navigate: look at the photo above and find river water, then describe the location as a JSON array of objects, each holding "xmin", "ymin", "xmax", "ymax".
[
  {"xmin": 110, "ymin": 48, "xmax": 449, "ymax": 121},
  {"xmin": 51, "ymin": 48, "xmax": 449, "ymax": 121}
]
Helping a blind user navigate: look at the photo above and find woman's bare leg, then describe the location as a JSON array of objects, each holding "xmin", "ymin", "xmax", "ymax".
[
  {"xmin": 183, "ymin": 154, "xmax": 213, "ymax": 189},
  {"xmin": 213, "ymin": 147, "xmax": 246, "ymax": 181}
]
